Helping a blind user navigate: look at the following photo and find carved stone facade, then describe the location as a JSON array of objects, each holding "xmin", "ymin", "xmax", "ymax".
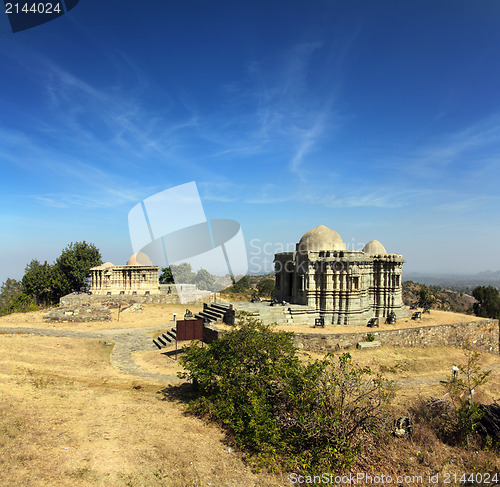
[
  {"xmin": 274, "ymin": 225, "xmax": 409, "ymax": 325},
  {"xmin": 89, "ymin": 259, "xmax": 159, "ymax": 296}
]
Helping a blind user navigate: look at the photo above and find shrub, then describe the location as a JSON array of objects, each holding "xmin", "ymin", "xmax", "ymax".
[
  {"xmin": 257, "ymin": 279, "xmax": 275, "ymax": 297},
  {"xmin": 0, "ymin": 292, "xmax": 38, "ymax": 316},
  {"xmin": 415, "ymin": 348, "xmax": 491, "ymax": 447},
  {"xmin": 179, "ymin": 317, "xmax": 391, "ymax": 474}
]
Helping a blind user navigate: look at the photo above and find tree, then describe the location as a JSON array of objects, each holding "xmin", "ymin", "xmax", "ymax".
[
  {"xmin": 0, "ymin": 278, "xmax": 22, "ymax": 308},
  {"xmin": 22, "ymin": 260, "xmax": 54, "ymax": 305},
  {"xmin": 159, "ymin": 267, "xmax": 174, "ymax": 284},
  {"xmin": 52, "ymin": 241, "xmax": 102, "ymax": 299},
  {"xmin": 257, "ymin": 278, "xmax": 275, "ymax": 297},
  {"xmin": 194, "ymin": 268, "xmax": 216, "ymax": 291},
  {"xmin": 418, "ymin": 284, "xmax": 436, "ymax": 308},
  {"xmin": 231, "ymin": 275, "xmax": 251, "ymax": 293},
  {"xmin": 472, "ymin": 286, "xmax": 500, "ymax": 319},
  {"xmin": 170, "ymin": 262, "xmax": 196, "ymax": 284}
]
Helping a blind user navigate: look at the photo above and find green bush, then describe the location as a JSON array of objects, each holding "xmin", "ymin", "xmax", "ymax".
[
  {"xmin": 472, "ymin": 286, "xmax": 500, "ymax": 319},
  {"xmin": 0, "ymin": 292, "xmax": 38, "ymax": 316},
  {"xmin": 257, "ymin": 279, "xmax": 275, "ymax": 297},
  {"xmin": 179, "ymin": 317, "xmax": 390, "ymax": 474}
]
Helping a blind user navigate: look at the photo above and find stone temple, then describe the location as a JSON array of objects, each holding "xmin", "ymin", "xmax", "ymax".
[
  {"xmin": 89, "ymin": 253, "xmax": 160, "ymax": 296},
  {"xmin": 88, "ymin": 252, "xmax": 209, "ymax": 303},
  {"xmin": 274, "ymin": 225, "xmax": 409, "ymax": 325}
]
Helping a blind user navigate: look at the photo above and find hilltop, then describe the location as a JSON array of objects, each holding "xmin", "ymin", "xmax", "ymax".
[{"xmin": 402, "ymin": 281, "xmax": 476, "ymax": 315}]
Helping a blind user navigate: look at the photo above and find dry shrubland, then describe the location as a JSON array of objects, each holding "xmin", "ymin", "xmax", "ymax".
[{"xmin": 0, "ymin": 308, "xmax": 498, "ymax": 486}]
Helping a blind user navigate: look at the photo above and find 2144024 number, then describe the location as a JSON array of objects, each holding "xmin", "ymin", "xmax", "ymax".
[{"xmin": 5, "ymin": 3, "xmax": 62, "ymax": 14}]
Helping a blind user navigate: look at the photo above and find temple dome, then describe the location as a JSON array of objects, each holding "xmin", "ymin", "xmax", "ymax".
[
  {"xmin": 126, "ymin": 252, "xmax": 153, "ymax": 266},
  {"xmin": 298, "ymin": 225, "xmax": 346, "ymax": 252},
  {"xmin": 363, "ymin": 240, "xmax": 387, "ymax": 255},
  {"xmin": 102, "ymin": 262, "xmax": 114, "ymax": 268}
]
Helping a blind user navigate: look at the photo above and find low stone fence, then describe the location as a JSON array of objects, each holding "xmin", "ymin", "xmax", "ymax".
[
  {"xmin": 293, "ymin": 319, "xmax": 499, "ymax": 354},
  {"xmin": 203, "ymin": 325, "xmax": 222, "ymax": 344},
  {"xmin": 45, "ymin": 305, "xmax": 111, "ymax": 323},
  {"xmin": 60, "ymin": 291, "xmax": 217, "ymax": 307}
]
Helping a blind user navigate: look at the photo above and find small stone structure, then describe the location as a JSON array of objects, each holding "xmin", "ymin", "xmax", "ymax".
[
  {"xmin": 89, "ymin": 253, "xmax": 159, "ymax": 296},
  {"xmin": 45, "ymin": 304, "xmax": 111, "ymax": 323},
  {"xmin": 81, "ymin": 252, "xmax": 212, "ymax": 305},
  {"xmin": 274, "ymin": 225, "xmax": 409, "ymax": 325}
]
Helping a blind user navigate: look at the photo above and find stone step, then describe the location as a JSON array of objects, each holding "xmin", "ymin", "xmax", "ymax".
[
  {"xmin": 153, "ymin": 339, "xmax": 163, "ymax": 350},
  {"xmin": 162, "ymin": 333, "xmax": 174, "ymax": 344},
  {"xmin": 211, "ymin": 302, "xmax": 231, "ymax": 313},
  {"xmin": 196, "ymin": 312, "xmax": 218, "ymax": 323},
  {"xmin": 195, "ymin": 311, "xmax": 219, "ymax": 323},
  {"xmin": 202, "ymin": 308, "xmax": 225, "ymax": 320}
]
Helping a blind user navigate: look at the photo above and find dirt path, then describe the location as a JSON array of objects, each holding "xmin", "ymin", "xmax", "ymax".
[
  {"xmin": 0, "ymin": 325, "xmax": 498, "ymax": 390},
  {"xmin": 0, "ymin": 325, "xmax": 182, "ymax": 383},
  {"xmin": 394, "ymin": 362, "xmax": 500, "ymax": 388}
]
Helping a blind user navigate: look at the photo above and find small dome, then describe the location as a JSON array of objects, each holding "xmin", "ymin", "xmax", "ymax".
[
  {"xmin": 127, "ymin": 252, "xmax": 153, "ymax": 266},
  {"xmin": 363, "ymin": 240, "xmax": 387, "ymax": 255},
  {"xmin": 298, "ymin": 225, "xmax": 346, "ymax": 252},
  {"xmin": 102, "ymin": 262, "xmax": 114, "ymax": 268}
]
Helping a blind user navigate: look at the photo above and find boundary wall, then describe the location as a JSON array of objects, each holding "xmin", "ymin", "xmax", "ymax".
[{"xmin": 292, "ymin": 319, "xmax": 499, "ymax": 354}]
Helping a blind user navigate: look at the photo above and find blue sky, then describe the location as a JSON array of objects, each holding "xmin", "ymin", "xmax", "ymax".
[{"xmin": 1, "ymin": 0, "xmax": 500, "ymax": 284}]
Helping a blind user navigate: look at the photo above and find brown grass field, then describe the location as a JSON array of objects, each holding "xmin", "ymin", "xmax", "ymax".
[{"xmin": 0, "ymin": 305, "xmax": 499, "ymax": 486}]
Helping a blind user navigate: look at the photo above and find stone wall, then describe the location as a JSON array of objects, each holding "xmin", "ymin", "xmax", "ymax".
[
  {"xmin": 45, "ymin": 305, "xmax": 111, "ymax": 323},
  {"xmin": 292, "ymin": 319, "xmax": 499, "ymax": 354},
  {"xmin": 60, "ymin": 291, "xmax": 217, "ymax": 307},
  {"xmin": 203, "ymin": 324, "xmax": 223, "ymax": 344}
]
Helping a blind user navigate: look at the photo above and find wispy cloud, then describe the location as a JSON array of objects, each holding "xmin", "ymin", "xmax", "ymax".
[
  {"xmin": 394, "ymin": 114, "xmax": 500, "ymax": 180},
  {"xmin": 183, "ymin": 41, "xmax": 343, "ymax": 177},
  {"xmin": 41, "ymin": 61, "xmax": 201, "ymax": 171},
  {"xmin": 289, "ymin": 106, "xmax": 332, "ymax": 177}
]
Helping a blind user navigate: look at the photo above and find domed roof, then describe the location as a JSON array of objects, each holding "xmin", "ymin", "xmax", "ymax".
[
  {"xmin": 102, "ymin": 262, "xmax": 114, "ymax": 268},
  {"xmin": 363, "ymin": 240, "xmax": 387, "ymax": 255},
  {"xmin": 127, "ymin": 252, "xmax": 153, "ymax": 266},
  {"xmin": 298, "ymin": 225, "xmax": 345, "ymax": 252}
]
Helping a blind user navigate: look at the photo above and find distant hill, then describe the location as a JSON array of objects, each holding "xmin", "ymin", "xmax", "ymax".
[
  {"xmin": 402, "ymin": 281, "xmax": 476, "ymax": 314},
  {"xmin": 403, "ymin": 271, "xmax": 500, "ymax": 293},
  {"xmin": 476, "ymin": 270, "xmax": 500, "ymax": 279}
]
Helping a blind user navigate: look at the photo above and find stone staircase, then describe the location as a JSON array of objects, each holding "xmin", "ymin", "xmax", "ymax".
[
  {"xmin": 153, "ymin": 327, "xmax": 177, "ymax": 349},
  {"xmin": 195, "ymin": 302, "xmax": 233, "ymax": 324},
  {"xmin": 233, "ymin": 302, "xmax": 320, "ymax": 326}
]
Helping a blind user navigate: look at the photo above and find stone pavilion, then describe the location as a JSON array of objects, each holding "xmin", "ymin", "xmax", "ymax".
[
  {"xmin": 274, "ymin": 225, "xmax": 409, "ymax": 325},
  {"xmin": 89, "ymin": 252, "xmax": 160, "ymax": 296}
]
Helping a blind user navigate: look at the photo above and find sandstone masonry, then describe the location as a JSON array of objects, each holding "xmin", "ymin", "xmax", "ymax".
[{"xmin": 292, "ymin": 319, "xmax": 499, "ymax": 354}]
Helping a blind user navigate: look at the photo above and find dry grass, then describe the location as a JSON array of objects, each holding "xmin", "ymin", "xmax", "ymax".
[
  {"xmin": 212, "ymin": 309, "xmax": 489, "ymax": 335},
  {"xmin": 275, "ymin": 309, "xmax": 488, "ymax": 335},
  {"xmin": 133, "ymin": 346, "xmax": 186, "ymax": 378},
  {"xmin": 298, "ymin": 346, "xmax": 500, "ymax": 409},
  {"xmin": 135, "ymin": 343, "xmax": 500, "ymax": 410},
  {"xmin": 0, "ymin": 334, "xmax": 286, "ymax": 486},
  {"xmin": 0, "ymin": 305, "xmax": 498, "ymax": 486},
  {"xmin": 0, "ymin": 303, "xmax": 204, "ymax": 332}
]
